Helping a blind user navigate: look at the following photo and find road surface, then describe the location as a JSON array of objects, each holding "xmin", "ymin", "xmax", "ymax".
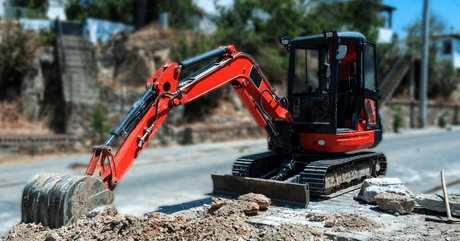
[{"xmin": 1, "ymin": 127, "xmax": 459, "ymax": 234}]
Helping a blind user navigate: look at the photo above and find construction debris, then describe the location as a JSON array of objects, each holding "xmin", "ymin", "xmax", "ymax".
[
  {"xmin": 324, "ymin": 217, "xmax": 336, "ymax": 227},
  {"xmin": 209, "ymin": 195, "xmax": 269, "ymax": 216},
  {"xmin": 5, "ymin": 194, "xmax": 333, "ymax": 241},
  {"xmin": 237, "ymin": 193, "xmax": 271, "ymax": 209},
  {"xmin": 355, "ymin": 178, "xmax": 413, "ymax": 203},
  {"xmin": 414, "ymin": 194, "xmax": 460, "ymax": 216},
  {"xmin": 306, "ymin": 212, "xmax": 326, "ymax": 222},
  {"xmin": 374, "ymin": 193, "xmax": 416, "ymax": 215},
  {"xmin": 332, "ymin": 213, "xmax": 381, "ymax": 232}
]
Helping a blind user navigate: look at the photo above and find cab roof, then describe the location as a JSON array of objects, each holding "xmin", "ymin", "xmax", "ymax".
[{"xmin": 292, "ymin": 31, "xmax": 366, "ymax": 46}]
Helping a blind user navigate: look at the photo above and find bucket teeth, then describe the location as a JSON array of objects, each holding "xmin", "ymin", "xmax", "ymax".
[{"xmin": 22, "ymin": 173, "xmax": 114, "ymax": 229}]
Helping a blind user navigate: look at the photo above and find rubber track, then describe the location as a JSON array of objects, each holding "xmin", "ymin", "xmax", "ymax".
[
  {"xmin": 300, "ymin": 152, "xmax": 387, "ymax": 197},
  {"xmin": 232, "ymin": 151, "xmax": 280, "ymax": 177}
]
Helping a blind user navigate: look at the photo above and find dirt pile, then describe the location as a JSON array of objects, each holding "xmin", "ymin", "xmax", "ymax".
[
  {"xmin": 306, "ymin": 212, "xmax": 326, "ymax": 222},
  {"xmin": 5, "ymin": 195, "xmax": 331, "ymax": 241},
  {"xmin": 332, "ymin": 213, "xmax": 381, "ymax": 231}
]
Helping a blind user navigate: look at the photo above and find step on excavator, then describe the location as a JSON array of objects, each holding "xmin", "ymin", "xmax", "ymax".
[{"xmin": 22, "ymin": 30, "xmax": 386, "ymax": 228}]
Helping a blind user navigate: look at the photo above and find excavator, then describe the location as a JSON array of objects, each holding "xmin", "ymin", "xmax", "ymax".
[{"xmin": 21, "ymin": 30, "xmax": 386, "ymax": 228}]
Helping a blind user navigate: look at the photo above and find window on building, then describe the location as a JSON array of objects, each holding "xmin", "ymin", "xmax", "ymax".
[
  {"xmin": 456, "ymin": 39, "xmax": 460, "ymax": 55},
  {"xmin": 443, "ymin": 40, "xmax": 452, "ymax": 55}
]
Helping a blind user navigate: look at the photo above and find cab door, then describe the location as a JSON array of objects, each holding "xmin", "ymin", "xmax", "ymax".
[{"xmin": 362, "ymin": 41, "xmax": 380, "ymax": 129}]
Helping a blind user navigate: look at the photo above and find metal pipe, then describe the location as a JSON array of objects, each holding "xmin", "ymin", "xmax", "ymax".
[
  {"xmin": 111, "ymin": 88, "xmax": 155, "ymax": 137},
  {"xmin": 179, "ymin": 47, "xmax": 227, "ymax": 70},
  {"xmin": 104, "ymin": 134, "xmax": 116, "ymax": 146}
]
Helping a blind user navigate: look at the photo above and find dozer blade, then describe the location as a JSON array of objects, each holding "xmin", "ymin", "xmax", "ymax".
[
  {"xmin": 22, "ymin": 173, "xmax": 114, "ymax": 228},
  {"xmin": 212, "ymin": 173, "xmax": 309, "ymax": 208}
]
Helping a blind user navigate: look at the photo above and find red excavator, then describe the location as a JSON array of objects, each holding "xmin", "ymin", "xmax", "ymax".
[{"xmin": 22, "ymin": 30, "xmax": 386, "ymax": 228}]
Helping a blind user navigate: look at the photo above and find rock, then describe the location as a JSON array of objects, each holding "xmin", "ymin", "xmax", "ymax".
[
  {"xmin": 324, "ymin": 217, "xmax": 336, "ymax": 227},
  {"xmin": 102, "ymin": 204, "xmax": 118, "ymax": 216},
  {"xmin": 45, "ymin": 231, "xmax": 60, "ymax": 241},
  {"xmin": 211, "ymin": 197, "xmax": 232, "ymax": 208},
  {"xmin": 237, "ymin": 193, "xmax": 271, "ymax": 209},
  {"xmin": 241, "ymin": 201, "xmax": 259, "ymax": 215},
  {"xmin": 414, "ymin": 194, "xmax": 460, "ymax": 216},
  {"xmin": 374, "ymin": 193, "xmax": 415, "ymax": 215},
  {"xmin": 306, "ymin": 212, "xmax": 326, "ymax": 222},
  {"xmin": 355, "ymin": 178, "xmax": 413, "ymax": 203}
]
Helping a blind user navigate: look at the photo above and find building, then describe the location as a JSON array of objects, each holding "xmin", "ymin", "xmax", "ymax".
[
  {"xmin": 433, "ymin": 33, "xmax": 460, "ymax": 71},
  {"xmin": 0, "ymin": 0, "xmax": 66, "ymax": 20},
  {"xmin": 377, "ymin": 5, "xmax": 396, "ymax": 43}
]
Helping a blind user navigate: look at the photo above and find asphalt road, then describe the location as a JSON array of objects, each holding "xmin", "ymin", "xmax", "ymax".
[{"xmin": 1, "ymin": 127, "xmax": 460, "ymax": 235}]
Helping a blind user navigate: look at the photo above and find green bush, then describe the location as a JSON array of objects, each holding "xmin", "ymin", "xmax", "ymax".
[
  {"xmin": 90, "ymin": 104, "xmax": 111, "ymax": 143},
  {"xmin": 0, "ymin": 22, "xmax": 38, "ymax": 98},
  {"xmin": 392, "ymin": 106, "xmax": 404, "ymax": 133},
  {"xmin": 438, "ymin": 111, "xmax": 449, "ymax": 128}
]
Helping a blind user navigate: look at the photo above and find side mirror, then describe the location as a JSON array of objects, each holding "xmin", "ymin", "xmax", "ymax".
[{"xmin": 336, "ymin": 45, "xmax": 347, "ymax": 60}]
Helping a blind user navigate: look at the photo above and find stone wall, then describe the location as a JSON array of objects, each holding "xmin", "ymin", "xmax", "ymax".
[
  {"xmin": 0, "ymin": 134, "xmax": 77, "ymax": 155},
  {"xmin": 380, "ymin": 100, "xmax": 460, "ymax": 132}
]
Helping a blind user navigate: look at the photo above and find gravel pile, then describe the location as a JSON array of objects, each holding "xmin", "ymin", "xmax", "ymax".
[{"xmin": 332, "ymin": 213, "xmax": 381, "ymax": 231}]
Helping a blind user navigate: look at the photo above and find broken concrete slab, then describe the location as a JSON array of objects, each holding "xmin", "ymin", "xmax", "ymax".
[
  {"xmin": 355, "ymin": 178, "xmax": 413, "ymax": 203},
  {"xmin": 414, "ymin": 194, "xmax": 460, "ymax": 216},
  {"xmin": 374, "ymin": 193, "xmax": 415, "ymax": 215}
]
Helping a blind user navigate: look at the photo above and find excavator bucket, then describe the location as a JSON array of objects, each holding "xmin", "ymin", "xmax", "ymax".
[
  {"xmin": 212, "ymin": 173, "xmax": 309, "ymax": 208},
  {"xmin": 22, "ymin": 173, "xmax": 114, "ymax": 228}
]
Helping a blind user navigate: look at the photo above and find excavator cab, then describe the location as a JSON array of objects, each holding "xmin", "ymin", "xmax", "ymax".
[{"xmin": 280, "ymin": 30, "xmax": 382, "ymax": 153}]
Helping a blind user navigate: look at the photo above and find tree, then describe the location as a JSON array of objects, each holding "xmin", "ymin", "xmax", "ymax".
[
  {"xmin": 10, "ymin": 0, "xmax": 49, "ymax": 18},
  {"xmin": 144, "ymin": 0, "xmax": 197, "ymax": 29},
  {"xmin": 404, "ymin": 13, "xmax": 446, "ymax": 55},
  {"xmin": 65, "ymin": 0, "xmax": 137, "ymax": 24},
  {"xmin": 404, "ymin": 14, "xmax": 457, "ymax": 97},
  {"xmin": 65, "ymin": 0, "xmax": 197, "ymax": 28},
  {"xmin": 303, "ymin": 0, "xmax": 385, "ymax": 42},
  {"xmin": 0, "ymin": 22, "xmax": 38, "ymax": 100}
]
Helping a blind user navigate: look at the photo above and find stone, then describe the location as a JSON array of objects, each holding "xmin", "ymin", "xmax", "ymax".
[
  {"xmin": 211, "ymin": 197, "xmax": 232, "ymax": 209},
  {"xmin": 414, "ymin": 194, "xmax": 460, "ymax": 216},
  {"xmin": 45, "ymin": 232, "xmax": 60, "ymax": 241},
  {"xmin": 324, "ymin": 217, "xmax": 336, "ymax": 227},
  {"xmin": 355, "ymin": 178, "xmax": 413, "ymax": 203},
  {"xmin": 306, "ymin": 212, "xmax": 326, "ymax": 222},
  {"xmin": 374, "ymin": 193, "xmax": 415, "ymax": 215},
  {"xmin": 237, "ymin": 193, "xmax": 271, "ymax": 209}
]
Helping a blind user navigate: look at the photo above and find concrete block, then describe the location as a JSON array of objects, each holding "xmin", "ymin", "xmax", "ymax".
[
  {"xmin": 374, "ymin": 193, "xmax": 415, "ymax": 215},
  {"xmin": 414, "ymin": 194, "xmax": 460, "ymax": 216},
  {"xmin": 355, "ymin": 178, "xmax": 413, "ymax": 203}
]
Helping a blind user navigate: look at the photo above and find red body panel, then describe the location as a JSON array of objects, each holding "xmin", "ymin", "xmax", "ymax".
[{"xmin": 300, "ymin": 130, "xmax": 375, "ymax": 153}]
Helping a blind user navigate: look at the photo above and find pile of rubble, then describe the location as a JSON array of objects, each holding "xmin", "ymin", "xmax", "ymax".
[
  {"xmin": 4, "ymin": 193, "xmax": 331, "ymax": 241},
  {"xmin": 354, "ymin": 178, "xmax": 460, "ymax": 217}
]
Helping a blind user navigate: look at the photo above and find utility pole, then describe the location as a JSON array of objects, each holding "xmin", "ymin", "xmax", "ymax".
[{"xmin": 419, "ymin": 0, "xmax": 429, "ymax": 128}]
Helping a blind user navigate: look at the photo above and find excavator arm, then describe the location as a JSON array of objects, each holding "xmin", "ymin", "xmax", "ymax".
[
  {"xmin": 22, "ymin": 46, "xmax": 304, "ymax": 228},
  {"xmin": 94, "ymin": 45, "xmax": 292, "ymax": 190}
]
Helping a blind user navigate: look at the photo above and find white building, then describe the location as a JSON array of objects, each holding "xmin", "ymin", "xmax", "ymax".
[
  {"xmin": 433, "ymin": 33, "xmax": 460, "ymax": 71},
  {"xmin": 377, "ymin": 5, "xmax": 396, "ymax": 44}
]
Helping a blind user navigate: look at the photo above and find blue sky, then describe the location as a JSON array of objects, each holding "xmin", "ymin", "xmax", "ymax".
[
  {"xmin": 195, "ymin": 0, "xmax": 460, "ymax": 39},
  {"xmin": 383, "ymin": 0, "xmax": 460, "ymax": 39}
]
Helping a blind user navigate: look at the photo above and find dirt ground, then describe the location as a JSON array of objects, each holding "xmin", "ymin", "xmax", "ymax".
[{"xmin": 4, "ymin": 194, "xmax": 334, "ymax": 241}]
